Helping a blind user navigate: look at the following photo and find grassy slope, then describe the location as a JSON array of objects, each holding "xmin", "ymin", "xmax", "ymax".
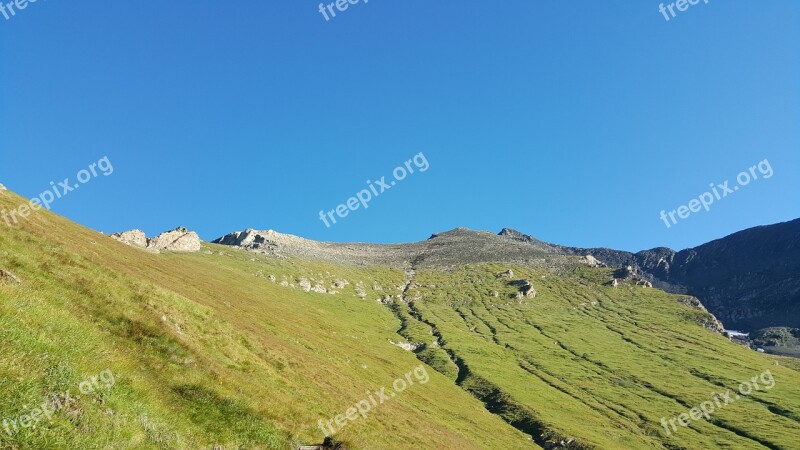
[
  {"xmin": 0, "ymin": 190, "xmax": 532, "ymax": 449},
  {"xmin": 402, "ymin": 265, "xmax": 800, "ymax": 449},
  {"xmin": 2, "ymin": 189, "xmax": 800, "ymax": 449}
]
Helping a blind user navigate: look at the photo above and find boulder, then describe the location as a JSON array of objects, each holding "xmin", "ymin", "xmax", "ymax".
[
  {"xmin": 110, "ymin": 227, "xmax": 201, "ymax": 252},
  {"xmin": 389, "ymin": 339, "xmax": 420, "ymax": 352},
  {"xmin": 147, "ymin": 227, "xmax": 202, "ymax": 252},
  {"xmin": 515, "ymin": 280, "xmax": 537, "ymax": 299},
  {"xmin": 580, "ymin": 255, "xmax": 605, "ymax": 268},
  {"xmin": 110, "ymin": 229, "xmax": 148, "ymax": 248}
]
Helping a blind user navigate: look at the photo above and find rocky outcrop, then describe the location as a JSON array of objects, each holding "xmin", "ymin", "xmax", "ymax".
[
  {"xmin": 213, "ymin": 228, "xmax": 275, "ymax": 250},
  {"xmin": 389, "ymin": 339, "xmax": 420, "ymax": 352},
  {"xmin": 677, "ymin": 296, "xmax": 725, "ymax": 334},
  {"xmin": 147, "ymin": 227, "xmax": 201, "ymax": 252},
  {"xmin": 298, "ymin": 277, "xmax": 330, "ymax": 294},
  {"xmin": 613, "ymin": 266, "xmax": 653, "ymax": 288},
  {"xmin": 110, "ymin": 230, "xmax": 148, "ymax": 248},
  {"xmin": 110, "ymin": 227, "xmax": 201, "ymax": 252},
  {"xmin": 513, "ymin": 280, "xmax": 537, "ymax": 299},
  {"xmin": 750, "ymin": 327, "xmax": 800, "ymax": 350},
  {"xmin": 579, "ymin": 255, "xmax": 605, "ymax": 268}
]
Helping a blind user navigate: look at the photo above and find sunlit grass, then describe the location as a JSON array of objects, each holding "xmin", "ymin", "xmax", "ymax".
[{"xmin": 2, "ymin": 189, "xmax": 799, "ymax": 449}]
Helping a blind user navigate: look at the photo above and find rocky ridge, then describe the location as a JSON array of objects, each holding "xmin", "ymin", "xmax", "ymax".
[{"xmin": 212, "ymin": 227, "xmax": 572, "ymax": 269}]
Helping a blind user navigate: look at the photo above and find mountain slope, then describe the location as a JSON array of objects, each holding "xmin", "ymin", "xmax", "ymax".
[
  {"xmin": 2, "ymin": 189, "xmax": 800, "ymax": 449},
  {"xmin": 500, "ymin": 219, "xmax": 800, "ymax": 331},
  {"xmin": 661, "ymin": 219, "xmax": 800, "ymax": 330},
  {"xmin": 0, "ymin": 190, "xmax": 532, "ymax": 449}
]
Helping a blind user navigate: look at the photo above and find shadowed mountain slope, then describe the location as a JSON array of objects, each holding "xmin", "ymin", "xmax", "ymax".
[{"xmin": 500, "ymin": 220, "xmax": 800, "ymax": 331}]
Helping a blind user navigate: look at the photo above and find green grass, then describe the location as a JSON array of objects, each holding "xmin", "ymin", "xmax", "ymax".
[
  {"xmin": 2, "ymin": 189, "xmax": 800, "ymax": 449},
  {"xmin": 405, "ymin": 264, "xmax": 800, "ymax": 449},
  {"xmin": 0, "ymin": 190, "xmax": 531, "ymax": 449}
]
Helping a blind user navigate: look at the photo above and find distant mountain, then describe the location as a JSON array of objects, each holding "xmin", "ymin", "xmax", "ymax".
[
  {"xmin": 211, "ymin": 227, "xmax": 565, "ymax": 268},
  {"xmin": 501, "ymin": 219, "xmax": 800, "ymax": 331},
  {"xmin": 213, "ymin": 220, "xmax": 800, "ymax": 331}
]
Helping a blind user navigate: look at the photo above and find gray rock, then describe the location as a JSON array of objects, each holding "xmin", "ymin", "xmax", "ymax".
[
  {"xmin": 580, "ymin": 255, "xmax": 605, "ymax": 268},
  {"xmin": 147, "ymin": 227, "xmax": 201, "ymax": 252},
  {"xmin": 389, "ymin": 339, "xmax": 420, "ymax": 352},
  {"xmin": 111, "ymin": 227, "xmax": 201, "ymax": 252},
  {"xmin": 677, "ymin": 296, "xmax": 725, "ymax": 333},
  {"xmin": 515, "ymin": 280, "xmax": 537, "ymax": 299},
  {"xmin": 110, "ymin": 229, "xmax": 148, "ymax": 248}
]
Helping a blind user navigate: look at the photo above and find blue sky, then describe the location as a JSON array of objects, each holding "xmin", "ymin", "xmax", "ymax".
[{"xmin": 1, "ymin": 1, "xmax": 798, "ymax": 252}]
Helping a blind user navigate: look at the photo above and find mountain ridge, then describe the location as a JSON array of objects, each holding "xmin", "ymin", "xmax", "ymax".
[
  {"xmin": 211, "ymin": 219, "xmax": 800, "ymax": 332},
  {"xmin": 499, "ymin": 219, "xmax": 800, "ymax": 331}
]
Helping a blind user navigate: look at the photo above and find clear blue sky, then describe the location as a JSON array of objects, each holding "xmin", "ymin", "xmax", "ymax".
[{"xmin": 1, "ymin": 1, "xmax": 798, "ymax": 252}]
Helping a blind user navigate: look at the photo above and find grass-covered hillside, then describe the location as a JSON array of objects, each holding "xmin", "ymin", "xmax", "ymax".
[
  {"xmin": 0, "ymin": 190, "xmax": 530, "ymax": 449},
  {"xmin": 2, "ymin": 188, "xmax": 800, "ymax": 449},
  {"xmin": 400, "ymin": 266, "xmax": 800, "ymax": 449}
]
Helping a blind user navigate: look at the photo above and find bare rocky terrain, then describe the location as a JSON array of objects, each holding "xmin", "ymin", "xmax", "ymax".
[{"xmin": 212, "ymin": 227, "xmax": 576, "ymax": 270}]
